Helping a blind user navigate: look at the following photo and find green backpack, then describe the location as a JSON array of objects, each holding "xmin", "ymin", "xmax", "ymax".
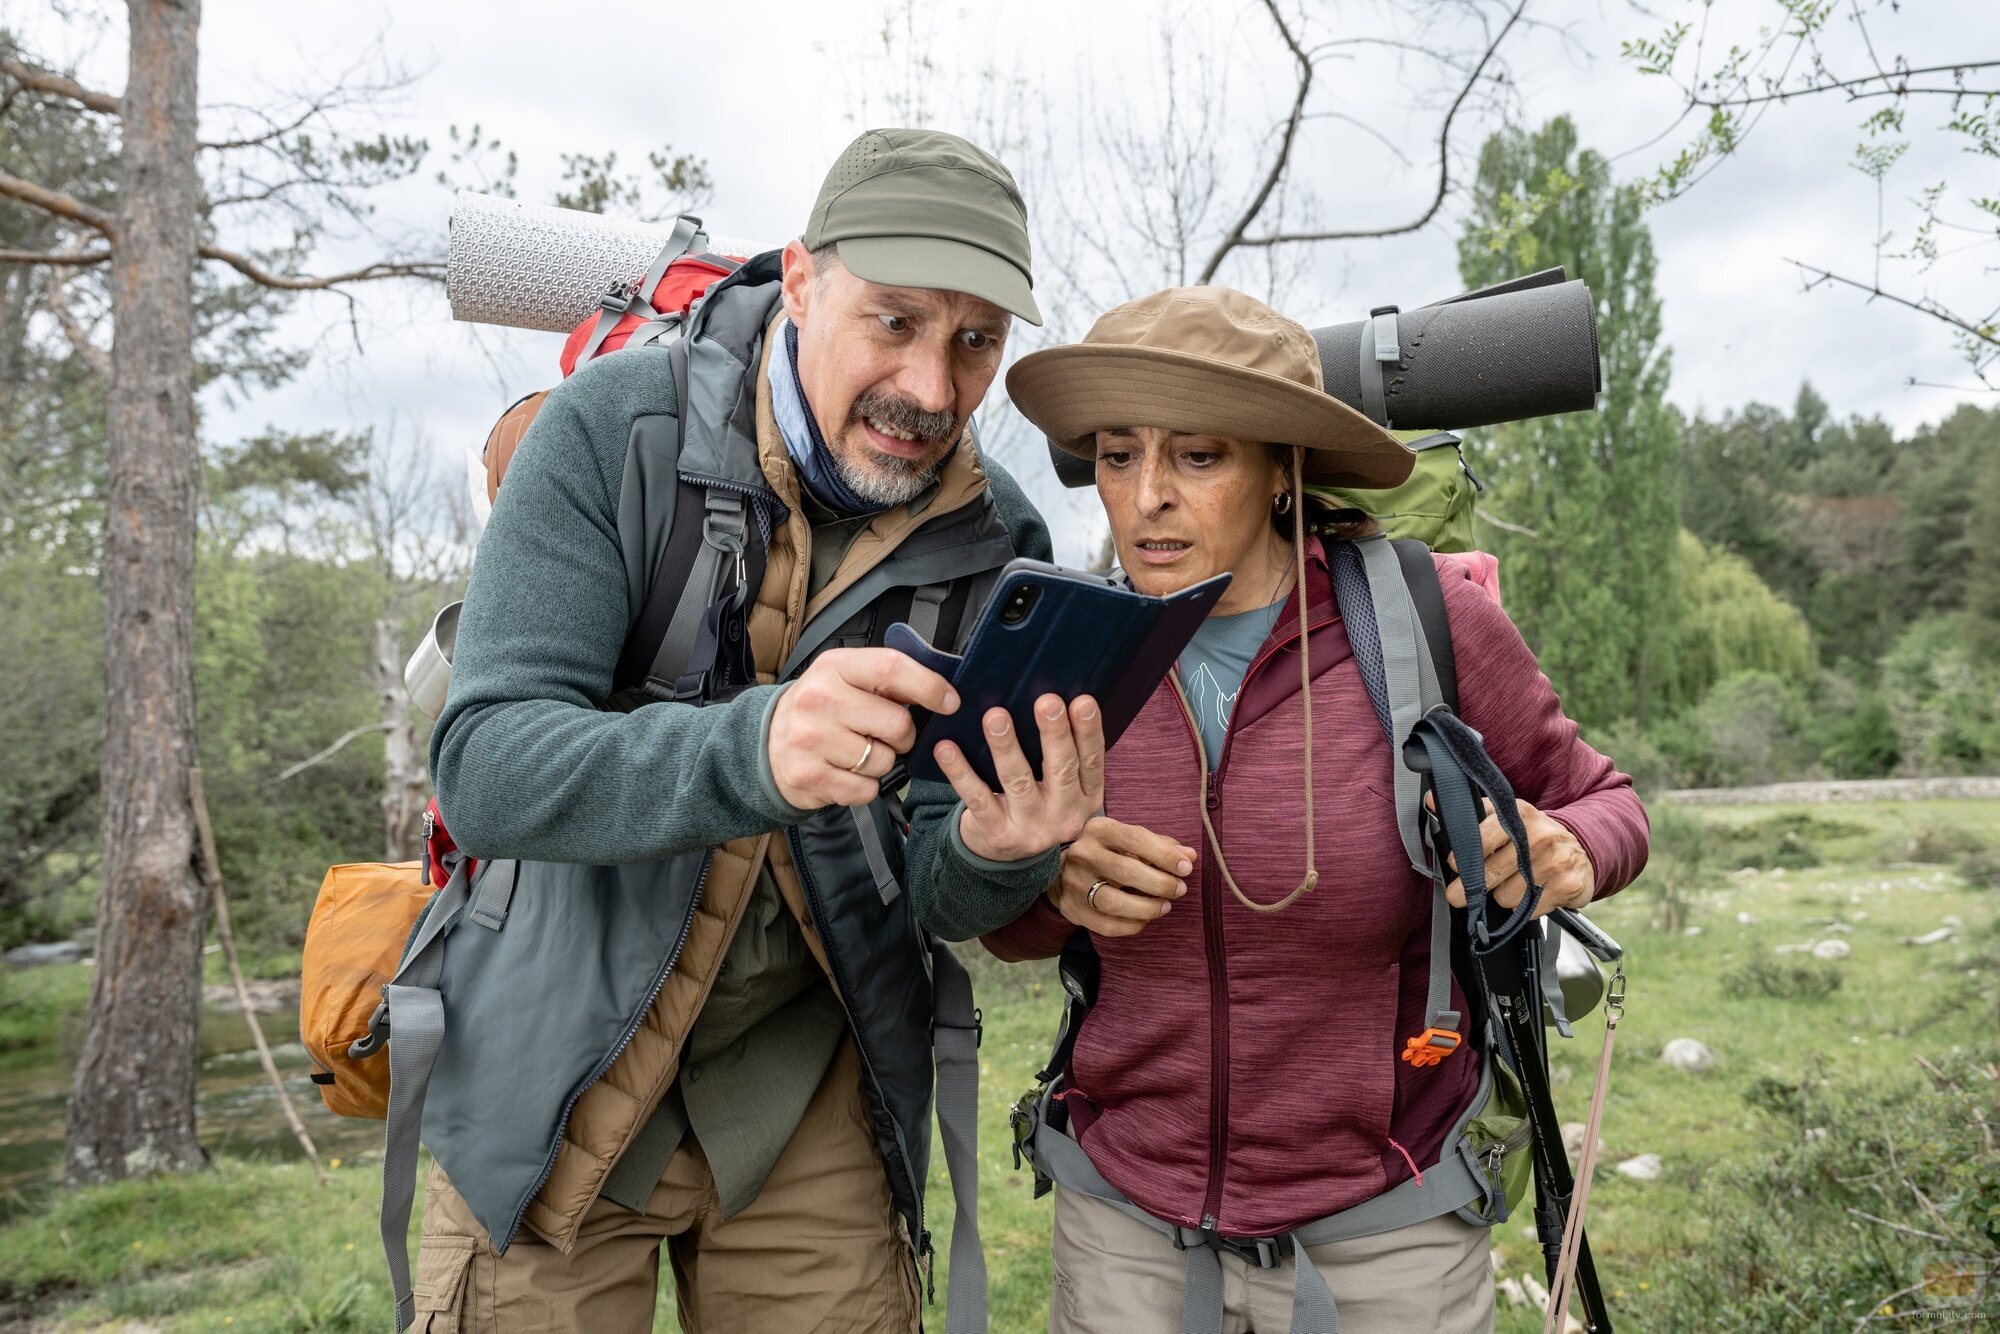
[{"xmin": 1319, "ymin": 430, "xmax": 1481, "ymax": 554}]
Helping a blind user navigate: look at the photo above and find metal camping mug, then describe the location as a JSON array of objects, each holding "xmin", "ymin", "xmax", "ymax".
[
  {"xmin": 1552, "ymin": 923, "xmax": 1607, "ymax": 1021},
  {"xmin": 405, "ymin": 600, "xmax": 462, "ymax": 721}
]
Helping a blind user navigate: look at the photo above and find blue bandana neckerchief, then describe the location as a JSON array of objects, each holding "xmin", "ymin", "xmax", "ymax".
[
  {"xmin": 768, "ymin": 320, "xmax": 879, "ymax": 518},
  {"xmin": 767, "ymin": 319, "xmax": 959, "ymax": 520}
]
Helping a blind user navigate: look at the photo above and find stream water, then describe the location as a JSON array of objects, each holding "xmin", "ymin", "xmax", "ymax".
[{"xmin": 0, "ymin": 992, "xmax": 388, "ymax": 1197}]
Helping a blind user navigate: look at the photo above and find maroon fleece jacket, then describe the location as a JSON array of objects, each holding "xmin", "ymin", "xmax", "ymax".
[{"xmin": 982, "ymin": 541, "xmax": 1649, "ymax": 1236}]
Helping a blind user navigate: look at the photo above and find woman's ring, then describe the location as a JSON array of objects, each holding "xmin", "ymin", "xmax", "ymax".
[
  {"xmin": 1088, "ymin": 879, "xmax": 1114, "ymax": 909},
  {"xmin": 847, "ymin": 739, "xmax": 875, "ymax": 774}
]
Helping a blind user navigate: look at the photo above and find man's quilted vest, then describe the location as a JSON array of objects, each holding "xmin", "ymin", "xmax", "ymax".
[{"xmin": 420, "ymin": 256, "xmax": 1019, "ymax": 1260}]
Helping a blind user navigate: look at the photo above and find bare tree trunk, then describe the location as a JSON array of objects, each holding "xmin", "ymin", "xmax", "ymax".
[
  {"xmin": 65, "ymin": 0, "xmax": 207, "ymax": 1186},
  {"xmin": 375, "ymin": 616, "xmax": 426, "ymax": 861}
]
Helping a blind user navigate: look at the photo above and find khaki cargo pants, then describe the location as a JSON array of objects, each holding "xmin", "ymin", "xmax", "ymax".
[
  {"xmin": 412, "ymin": 1039, "xmax": 922, "ymax": 1333},
  {"xmin": 1048, "ymin": 1184, "xmax": 1495, "ymax": 1334}
]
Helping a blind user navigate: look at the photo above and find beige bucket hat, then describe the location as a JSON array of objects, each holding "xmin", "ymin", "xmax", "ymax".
[{"xmin": 1006, "ymin": 286, "xmax": 1415, "ymax": 488}]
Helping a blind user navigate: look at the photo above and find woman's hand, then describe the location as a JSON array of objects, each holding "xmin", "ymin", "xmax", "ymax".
[
  {"xmin": 1046, "ymin": 816, "xmax": 1197, "ymax": 938},
  {"xmin": 939, "ymin": 694, "xmax": 1105, "ymax": 862},
  {"xmin": 1443, "ymin": 797, "xmax": 1596, "ymax": 919}
]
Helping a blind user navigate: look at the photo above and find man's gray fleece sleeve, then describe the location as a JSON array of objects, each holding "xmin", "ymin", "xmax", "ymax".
[{"xmin": 429, "ymin": 374, "xmax": 809, "ymax": 865}]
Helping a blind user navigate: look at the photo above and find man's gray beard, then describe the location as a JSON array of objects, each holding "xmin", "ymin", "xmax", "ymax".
[{"xmin": 828, "ymin": 438, "xmax": 949, "ymax": 508}]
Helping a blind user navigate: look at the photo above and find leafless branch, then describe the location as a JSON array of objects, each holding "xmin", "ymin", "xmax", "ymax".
[
  {"xmin": 0, "ymin": 246, "xmax": 111, "ymax": 266},
  {"xmin": 275, "ymin": 723, "xmax": 393, "ymax": 783},
  {"xmin": 0, "ymin": 53, "xmax": 120, "ymax": 115},
  {"xmin": 198, "ymin": 98, "xmax": 332, "ymax": 153},
  {"xmin": 1230, "ymin": 0, "xmax": 1530, "ymax": 253},
  {"xmin": 1687, "ymin": 61, "xmax": 2000, "ymax": 110},
  {"xmin": 190, "ymin": 769, "xmax": 328, "ymax": 1186},
  {"xmin": 1196, "ymin": 0, "xmax": 1314, "ymax": 284},
  {"xmin": 46, "ymin": 272, "xmax": 110, "ymax": 378},
  {"xmin": 1477, "ymin": 508, "xmax": 1541, "ymax": 537},
  {"xmin": 1842, "ymin": 1207, "xmax": 1953, "ymax": 1245},
  {"xmin": 0, "ymin": 168, "xmax": 115, "ymax": 236},
  {"xmin": 0, "ymin": 167, "xmax": 443, "ymax": 291},
  {"xmin": 198, "ymin": 245, "xmax": 444, "ymax": 291},
  {"xmin": 1789, "ymin": 259, "xmax": 2000, "ymax": 351}
]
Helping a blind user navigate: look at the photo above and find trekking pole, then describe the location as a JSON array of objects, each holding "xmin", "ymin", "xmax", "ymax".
[
  {"xmin": 190, "ymin": 768, "xmax": 329, "ymax": 1187},
  {"xmin": 1488, "ymin": 943, "xmax": 1611, "ymax": 1332}
]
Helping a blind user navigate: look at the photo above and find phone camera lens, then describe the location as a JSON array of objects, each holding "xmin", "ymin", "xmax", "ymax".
[{"xmin": 998, "ymin": 583, "xmax": 1039, "ymax": 625}]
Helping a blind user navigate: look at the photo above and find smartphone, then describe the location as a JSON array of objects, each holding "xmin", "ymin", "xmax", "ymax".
[{"xmin": 888, "ymin": 559, "xmax": 1230, "ymax": 790}]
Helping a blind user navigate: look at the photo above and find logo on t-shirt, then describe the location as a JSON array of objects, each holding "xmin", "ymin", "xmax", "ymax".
[{"xmin": 1184, "ymin": 662, "xmax": 1238, "ymax": 753}]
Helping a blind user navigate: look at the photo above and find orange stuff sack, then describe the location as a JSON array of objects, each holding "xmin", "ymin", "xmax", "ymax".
[{"xmin": 300, "ymin": 861, "xmax": 437, "ymax": 1119}]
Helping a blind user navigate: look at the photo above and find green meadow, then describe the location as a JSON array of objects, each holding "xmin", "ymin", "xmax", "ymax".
[{"xmin": 2, "ymin": 798, "xmax": 1993, "ymax": 1332}]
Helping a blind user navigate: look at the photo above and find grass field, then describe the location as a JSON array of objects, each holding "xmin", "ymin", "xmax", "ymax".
[{"xmin": 0, "ymin": 798, "xmax": 1993, "ymax": 1332}]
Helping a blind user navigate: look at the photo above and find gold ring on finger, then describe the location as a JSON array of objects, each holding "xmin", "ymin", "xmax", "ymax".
[{"xmin": 847, "ymin": 739, "xmax": 875, "ymax": 774}]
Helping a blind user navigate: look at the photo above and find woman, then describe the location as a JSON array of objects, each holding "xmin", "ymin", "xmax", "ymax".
[{"xmin": 905, "ymin": 286, "xmax": 1650, "ymax": 1333}]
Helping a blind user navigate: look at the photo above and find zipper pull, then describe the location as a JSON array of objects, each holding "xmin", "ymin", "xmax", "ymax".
[{"xmin": 1206, "ymin": 772, "xmax": 1222, "ymax": 812}]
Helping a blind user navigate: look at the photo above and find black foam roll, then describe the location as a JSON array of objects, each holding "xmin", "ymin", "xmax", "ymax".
[{"xmin": 1313, "ymin": 278, "xmax": 1601, "ymax": 432}]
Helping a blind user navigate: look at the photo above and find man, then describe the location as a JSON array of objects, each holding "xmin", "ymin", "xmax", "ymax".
[{"xmin": 411, "ymin": 129, "xmax": 1098, "ymax": 1332}]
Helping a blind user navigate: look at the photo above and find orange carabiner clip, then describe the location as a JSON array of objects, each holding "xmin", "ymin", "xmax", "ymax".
[{"xmin": 1400, "ymin": 1027, "xmax": 1462, "ymax": 1068}]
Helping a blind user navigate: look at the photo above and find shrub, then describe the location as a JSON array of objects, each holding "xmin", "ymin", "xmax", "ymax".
[
  {"xmin": 1687, "ymin": 671, "xmax": 1817, "ymax": 787},
  {"xmin": 1634, "ymin": 804, "xmax": 1715, "ymax": 931},
  {"xmin": 1724, "ymin": 957, "xmax": 1843, "ymax": 1001},
  {"xmin": 1584, "ymin": 718, "xmax": 1674, "ymax": 794},
  {"xmin": 1880, "ymin": 615, "xmax": 2000, "ymax": 774},
  {"xmin": 1708, "ymin": 813, "xmax": 1861, "ymax": 870},
  {"xmin": 1649, "ymin": 1052, "xmax": 2000, "ymax": 1329},
  {"xmin": 1818, "ymin": 694, "xmax": 1902, "ymax": 779}
]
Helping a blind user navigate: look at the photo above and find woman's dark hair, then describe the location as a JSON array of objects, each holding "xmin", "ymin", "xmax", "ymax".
[{"xmin": 1263, "ymin": 442, "xmax": 1381, "ymax": 543}]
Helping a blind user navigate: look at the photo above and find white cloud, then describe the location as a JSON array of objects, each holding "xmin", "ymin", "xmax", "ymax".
[{"xmin": 9, "ymin": 0, "xmax": 1994, "ymax": 565}]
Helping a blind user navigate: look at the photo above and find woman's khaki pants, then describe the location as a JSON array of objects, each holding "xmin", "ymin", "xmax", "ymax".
[
  {"xmin": 411, "ymin": 1040, "xmax": 921, "ymax": 1333},
  {"xmin": 1047, "ymin": 1184, "xmax": 1496, "ymax": 1334}
]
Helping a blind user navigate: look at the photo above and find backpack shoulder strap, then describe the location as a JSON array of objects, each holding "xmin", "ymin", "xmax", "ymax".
[
  {"xmin": 1330, "ymin": 536, "xmax": 1463, "ymax": 1061},
  {"xmin": 1330, "ymin": 535, "xmax": 1447, "ymax": 873},
  {"xmin": 1392, "ymin": 538, "xmax": 1457, "ymax": 713}
]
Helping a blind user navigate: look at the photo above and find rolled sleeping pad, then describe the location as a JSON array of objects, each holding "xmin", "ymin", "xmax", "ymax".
[
  {"xmin": 1044, "ymin": 268, "xmax": 1603, "ymax": 488},
  {"xmin": 446, "ymin": 190, "xmax": 766, "ymax": 333}
]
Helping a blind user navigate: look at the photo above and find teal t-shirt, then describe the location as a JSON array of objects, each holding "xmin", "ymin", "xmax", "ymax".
[{"xmin": 1177, "ymin": 594, "xmax": 1287, "ymax": 769}]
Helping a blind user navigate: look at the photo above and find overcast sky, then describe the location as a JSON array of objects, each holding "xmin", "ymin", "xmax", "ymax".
[{"xmin": 12, "ymin": 0, "xmax": 1997, "ymax": 563}]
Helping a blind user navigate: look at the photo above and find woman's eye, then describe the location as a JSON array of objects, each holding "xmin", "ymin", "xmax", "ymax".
[
  {"xmin": 878, "ymin": 315, "xmax": 911, "ymax": 334},
  {"xmin": 1096, "ymin": 451, "xmax": 1131, "ymax": 469},
  {"xmin": 1182, "ymin": 451, "xmax": 1219, "ymax": 468}
]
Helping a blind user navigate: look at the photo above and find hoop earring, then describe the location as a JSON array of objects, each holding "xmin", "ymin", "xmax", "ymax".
[{"xmin": 1272, "ymin": 490, "xmax": 1294, "ymax": 515}]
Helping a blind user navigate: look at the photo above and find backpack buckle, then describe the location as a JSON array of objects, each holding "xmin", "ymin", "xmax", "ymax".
[
  {"xmin": 347, "ymin": 999, "xmax": 391, "ymax": 1060},
  {"xmin": 1401, "ymin": 1026, "xmax": 1463, "ymax": 1068},
  {"xmin": 1172, "ymin": 1227, "xmax": 1293, "ymax": 1270}
]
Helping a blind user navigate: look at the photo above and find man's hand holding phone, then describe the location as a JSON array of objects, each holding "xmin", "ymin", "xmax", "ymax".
[{"xmin": 768, "ymin": 648, "xmax": 962, "ymax": 809}]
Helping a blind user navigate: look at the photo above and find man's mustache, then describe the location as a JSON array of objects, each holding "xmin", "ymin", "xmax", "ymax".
[{"xmin": 850, "ymin": 392, "xmax": 958, "ymax": 444}]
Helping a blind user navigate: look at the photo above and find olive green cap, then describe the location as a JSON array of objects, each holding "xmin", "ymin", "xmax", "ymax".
[{"xmin": 804, "ymin": 128, "xmax": 1041, "ymax": 326}]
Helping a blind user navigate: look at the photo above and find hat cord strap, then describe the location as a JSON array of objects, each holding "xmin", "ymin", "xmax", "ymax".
[{"xmin": 1178, "ymin": 448, "xmax": 1321, "ymax": 915}]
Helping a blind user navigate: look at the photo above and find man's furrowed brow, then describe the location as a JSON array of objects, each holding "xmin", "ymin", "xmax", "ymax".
[{"xmin": 864, "ymin": 289, "xmax": 940, "ymax": 318}]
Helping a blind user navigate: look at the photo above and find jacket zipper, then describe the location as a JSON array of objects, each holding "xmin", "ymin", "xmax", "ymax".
[
  {"xmin": 1200, "ymin": 758, "xmax": 1231, "ymax": 1228},
  {"xmin": 679, "ymin": 472, "xmax": 788, "ymax": 551},
  {"xmin": 1174, "ymin": 606, "xmax": 1337, "ymax": 1228},
  {"xmin": 500, "ymin": 850, "xmax": 712, "ymax": 1252},
  {"xmin": 785, "ymin": 825, "xmax": 932, "ymax": 1285}
]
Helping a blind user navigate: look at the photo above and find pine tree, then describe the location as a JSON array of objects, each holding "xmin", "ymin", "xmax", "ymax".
[{"xmin": 1456, "ymin": 117, "xmax": 1682, "ymax": 728}]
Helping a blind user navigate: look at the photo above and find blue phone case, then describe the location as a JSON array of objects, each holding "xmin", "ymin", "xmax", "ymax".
[{"xmin": 888, "ymin": 560, "xmax": 1232, "ymax": 790}]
